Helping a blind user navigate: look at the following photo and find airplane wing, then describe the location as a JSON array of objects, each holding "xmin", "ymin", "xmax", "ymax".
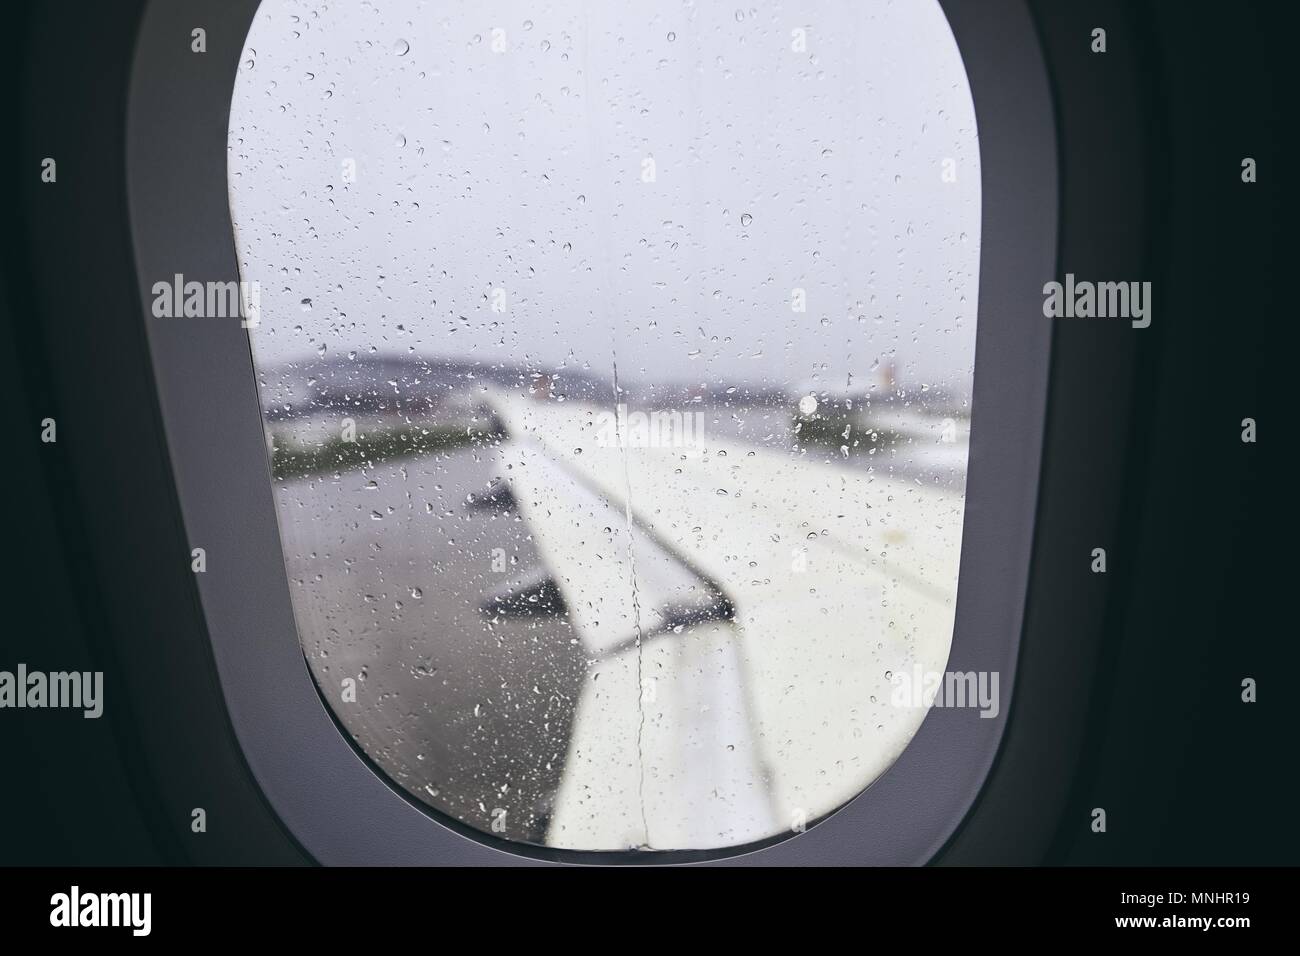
[{"xmin": 485, "ymin": 388, "xmax": 964, "ymax": 850}]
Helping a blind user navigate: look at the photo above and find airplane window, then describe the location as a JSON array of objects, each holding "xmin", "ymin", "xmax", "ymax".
[{"xmin": 229, "ymin": 0, "xmax": 980, "ymax": 852}]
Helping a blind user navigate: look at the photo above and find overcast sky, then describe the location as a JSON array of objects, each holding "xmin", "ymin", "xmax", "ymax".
[{"xmin": 229, "ymin": 0, "xmax": 980, "ymax": 399}]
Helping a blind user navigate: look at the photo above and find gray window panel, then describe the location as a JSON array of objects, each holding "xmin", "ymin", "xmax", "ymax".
[{"xmin": 126, "ymin": 0, "xmax": 1055, "ymax": 864}]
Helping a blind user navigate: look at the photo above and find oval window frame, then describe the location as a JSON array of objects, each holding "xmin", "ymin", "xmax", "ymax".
[{"xmin": 125, "ymin": 0, "xmax": 1056, "ymax": 865}]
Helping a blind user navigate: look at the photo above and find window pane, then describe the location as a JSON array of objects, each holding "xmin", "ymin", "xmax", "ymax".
[{"xmin": 229, "ymin": 0, "xmax": 980, "ymax": 851}]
